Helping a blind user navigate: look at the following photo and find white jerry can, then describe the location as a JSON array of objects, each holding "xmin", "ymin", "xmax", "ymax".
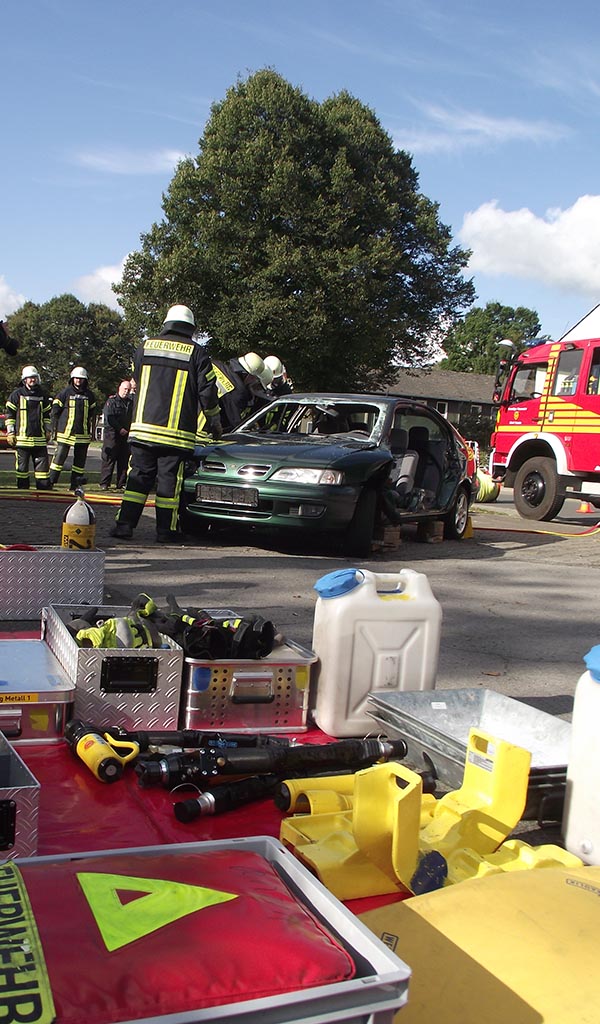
[
  {"xmin": 562, "ymin": 645, "xmax": 600, "ymax": 864},
  {"xmin": 311, "ymin": 567, "xmax": 442, "ymax": 737}
]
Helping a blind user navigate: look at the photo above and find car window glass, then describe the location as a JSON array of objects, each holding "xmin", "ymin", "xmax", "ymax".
[
  {"xmin": 553, "ymin": 349, "xmax": 583, "ymax": 396},
  {"xmin": 510, "ymin": 362, "xmax": 547, "ymax": 401}
]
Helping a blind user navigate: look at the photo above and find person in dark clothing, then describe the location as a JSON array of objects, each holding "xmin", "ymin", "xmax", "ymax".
[
  {"xmin": 48, "ymin": 367, "xmax": 97, "ymax": 490},
  {"xmin": 5, "ymin": 365, "xmax": 52, "ymax": 489},
  {"xmin": 100, "ymin": 380, "xmax": 133, "ymax": 489},
  {"xmin": 0, "ymin": 321, "xmax": 18, "ymax": 356},
  {"xmin": 210, "ymin": 352, "xmax": 274, "ymax": 433},
  {"xmin": 110, "ymin": 304, "xmax": 221, "ymax": 544}
]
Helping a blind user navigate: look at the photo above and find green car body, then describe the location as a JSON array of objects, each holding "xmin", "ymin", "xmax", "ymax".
[{"xmin": 182, "ymin": 393, "xmax": 478, "ymax": 555}]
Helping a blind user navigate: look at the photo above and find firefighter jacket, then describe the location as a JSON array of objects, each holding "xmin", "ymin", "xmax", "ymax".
[
  {"xmin": 102, "ymin": 393, "xmax": 133, "ymax": 448},
  {"xmin": 211, "ymin": 358, "xmax": 253, "ymax": 432},
  {"xmin": 130, "ymin": 327, "xmax": 219, "ymax": 451},
  {"xmin": 51, "ymin": 384, "xmax": 97, "ymax": 444},
  {"xmin": 5, "ymin": 384, "xmax": 52, "ymax": 446}
]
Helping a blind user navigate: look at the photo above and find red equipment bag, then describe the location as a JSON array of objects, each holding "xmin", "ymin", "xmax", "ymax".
[{"xmin": 6, "ymin": 848, "xmax": 355, "ymax": 1024}]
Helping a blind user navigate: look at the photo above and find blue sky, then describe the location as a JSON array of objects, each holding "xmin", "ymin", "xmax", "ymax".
[{"xmin": 4, "ymin": 0, "xmax": 600, "ymax": 342}]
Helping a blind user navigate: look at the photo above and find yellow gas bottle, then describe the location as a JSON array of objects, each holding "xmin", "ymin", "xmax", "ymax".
[{"xmin": 62, "ymin": 489, "xmax": 96, "ymax": 549}]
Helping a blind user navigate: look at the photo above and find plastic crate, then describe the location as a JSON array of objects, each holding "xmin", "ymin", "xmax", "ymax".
[{"xmin": 15, "ymin": 835, "xmax": 410, "ymax": 1023}]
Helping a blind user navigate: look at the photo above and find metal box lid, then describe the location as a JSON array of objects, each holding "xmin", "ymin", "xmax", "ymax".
[{"xmin": 0, "ymin": 640, "xmax": 75, "ymax": 702}]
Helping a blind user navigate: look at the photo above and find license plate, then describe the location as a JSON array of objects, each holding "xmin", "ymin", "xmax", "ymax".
[{"xmin": 197, "ymin": 483, "xmax": 259, "ymax": 507}]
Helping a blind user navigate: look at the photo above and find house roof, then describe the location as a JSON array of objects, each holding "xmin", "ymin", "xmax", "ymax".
[{"xmin": 384, "ymin": 368, "xmax": 495, "ymax": 404}]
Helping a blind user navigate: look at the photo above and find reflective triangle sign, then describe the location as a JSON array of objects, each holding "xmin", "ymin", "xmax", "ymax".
[{"xmin": 77, "ymin": 871, "xmax": 238, "ymax": 951}]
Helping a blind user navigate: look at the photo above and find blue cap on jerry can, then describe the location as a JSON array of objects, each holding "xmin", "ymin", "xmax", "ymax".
[
  {"xmin": 313, "ymin": 568, "xmax": 363, "ymax": 599},
  {"xmin": 583, "ymin": 645, "xmax": 600, "ymax": 683}
]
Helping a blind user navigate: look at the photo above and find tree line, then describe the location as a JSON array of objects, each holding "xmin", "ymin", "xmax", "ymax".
[{"xmin": 2, "ymin": 69, "xmax": 545, "ymax": 404}]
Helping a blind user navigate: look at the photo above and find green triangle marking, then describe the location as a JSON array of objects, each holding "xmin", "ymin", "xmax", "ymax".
[{"xmin": 77, "ymin": 871, "xmax": 238, "ymax": 951}]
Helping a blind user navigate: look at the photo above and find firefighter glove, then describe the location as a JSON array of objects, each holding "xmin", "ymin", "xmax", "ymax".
[{"xmin": 6, "ymin": 434, "xmax": 16, "ymax": 448}]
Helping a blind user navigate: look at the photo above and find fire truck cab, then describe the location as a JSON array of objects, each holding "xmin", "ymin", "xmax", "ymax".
[{"xmin": 490, "ymin": 305, "xmax": 600, "ymax": 520}]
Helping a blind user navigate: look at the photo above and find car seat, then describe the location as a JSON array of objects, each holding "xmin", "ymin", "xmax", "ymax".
[{"xmin": 389, "ymin": 427, "xmax": 419, "ymax": 499}]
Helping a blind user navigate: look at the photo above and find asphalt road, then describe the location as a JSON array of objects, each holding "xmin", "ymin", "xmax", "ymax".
[{"xmin": 2, "ymin": 481, "xmax": 595, "ymax": 722}]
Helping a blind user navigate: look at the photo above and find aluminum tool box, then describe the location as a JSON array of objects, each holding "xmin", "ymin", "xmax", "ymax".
[
  {"xmin": 0, "ymin": 639, "xmax": 76, "ymax": 741},
  {"xmin": 41, "ymin": 604, "xmax": 184, "ymax": 731},
  {"xmin": 0, "ymin": 546, "xmax": 104, "ymax": 619},
  {"xmin": 0, "ymin": 731, "xmax": 40, "ymax": 859},
  {"xmin": 368, "ymin": 688, "xmax": 571, "ymax": 820},
  {"xmin": 15, "ymin": 835, "xmax": 410, "ymax": 1023},
  {"xmin": 181, "ymin": 638, "xmax": 317, "ymax": 733}
]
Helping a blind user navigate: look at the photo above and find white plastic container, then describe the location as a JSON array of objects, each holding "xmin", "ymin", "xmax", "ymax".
[
  {"xmin": 311, "ymin": 567, "xmax": 442, "ymax": 737},
  {"xmin": 562, "ymin": 645, "xmax": 600, "ymax": 863}
]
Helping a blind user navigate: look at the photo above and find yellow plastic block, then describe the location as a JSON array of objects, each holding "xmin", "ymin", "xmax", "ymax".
[
  {"xmin": 278, "ymin": 774, "xmax": 356, "ymax": 814},
  {"xmin": 419, "ymin": 729, "xmax": 531, "ymax": 860},
  {"xmin": 447, "ymin": 839, "xmax": 583, "ymax": 884}
]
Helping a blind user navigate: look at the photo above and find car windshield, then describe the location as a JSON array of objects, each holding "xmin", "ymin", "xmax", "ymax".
[{"xmin": 235, "ymin": 399, "xmax": 385, "ymax": 440}]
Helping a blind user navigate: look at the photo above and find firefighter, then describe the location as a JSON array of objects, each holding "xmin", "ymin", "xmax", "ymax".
[
  {"xmin": 48, "ymin": 367, "xmax": 97, "ymax": 491},
  {"xmin": 110, "ymin": 304, "xmax": 221, "ymax": 544},
  {"xmin": 4, "ymin": 365, "xmax": 53, "ymax": 490},
  {"xmin": 264, "ymin": 355, "xmax": 293, "ymax": 395},
  {"xmin": 210, "ymin": 351, "xmax": 272, "ymax": 432},
  {"xmin": 99, "ymin": 379, "xmax": 133, "ymax": 489}
]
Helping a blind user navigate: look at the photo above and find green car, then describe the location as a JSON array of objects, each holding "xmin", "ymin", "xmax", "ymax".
[{"xmin": 182, "ymin": 393, "xmax": 478, "ymax": 556}]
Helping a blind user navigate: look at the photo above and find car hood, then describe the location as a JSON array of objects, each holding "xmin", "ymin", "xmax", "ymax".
[{"xmin": 195, "ymin": 433, "xmax": 386, "ymax": 468}]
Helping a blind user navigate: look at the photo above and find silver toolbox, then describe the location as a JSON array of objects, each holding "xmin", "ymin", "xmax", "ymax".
[
  {"xmin": 15, "ymin": 835, "xmax": 410, "ymax": 1023},
  {"xmin": 0, "ymin": 639, "xmax": 75, "ymax": 742},
  {"xmin": 0, "ymin": 546, "xmax": 104, "ymax": 619},
  {"xmin": 42, "ymin": 604, "xmax": 184, "ymax": 730},
  {"xmin": 368, "ymin": 688, "xmax": 571, "ymax": 820},
  {"xmin": 0, "ymin": 731, "xmax": 40, "ymax": 859},
  {"xmin": 181, "ymin": 639, "xmax": 317, "ymax": 733}
]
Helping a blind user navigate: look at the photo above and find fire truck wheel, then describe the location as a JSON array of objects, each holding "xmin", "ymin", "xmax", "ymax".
[{"xmin": 513, "ymin": 457, "xmax": 565, "ymax": 521}]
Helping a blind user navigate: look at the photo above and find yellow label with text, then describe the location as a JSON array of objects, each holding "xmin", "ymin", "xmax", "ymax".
[{"xmin": 0, "ymin": 693, "xmax": 38, "ymax": 703}]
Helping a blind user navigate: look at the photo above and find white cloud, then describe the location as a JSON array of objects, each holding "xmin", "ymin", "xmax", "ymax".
[
  {"xmin": 459, "ymin": 196, "xmax": 600, "ymax": 296},
  {"xmin": 74, "ymin": 147, "xmax": 187, "ymax": 175},
  {"xmin": 74, "ymin": 257, "xmax": 127, "ymax": 310},
  {"xmin": 0, "ymin": 276, "xmax": 27, "ymax": 317},
  {"xmin": 393, "ymin": 102, "xmax": 567, "ymax": 154}
]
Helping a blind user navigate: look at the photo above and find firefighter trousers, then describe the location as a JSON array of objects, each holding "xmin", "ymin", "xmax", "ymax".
[
  {"xmin": 115, "ymin": 443, "xmax": 186, "ymax": 536},
  {"xmin": 49, "ymin": 441, "xmax": 90, "ymax": 489},
  {"xmin": 15, "ymin": 446, "xmax": 51, "ymax": 490}
]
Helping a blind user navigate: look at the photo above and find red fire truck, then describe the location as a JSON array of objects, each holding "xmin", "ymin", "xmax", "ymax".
[{"xmin": 489, "ymin": 306, "xmax": 600, "ymax": 520}]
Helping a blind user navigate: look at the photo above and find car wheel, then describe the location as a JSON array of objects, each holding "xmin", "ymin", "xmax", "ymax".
[
  {"xmin": 343, "ymin": 488, "xmax": 376, "ymax": 558},
  {"xmin": 513, "ymin": 457, "xmax": 565, "ymax": 521},
  {"xmin": 443, "ymin": 486, "xmax": 470, "ymax": 540}
]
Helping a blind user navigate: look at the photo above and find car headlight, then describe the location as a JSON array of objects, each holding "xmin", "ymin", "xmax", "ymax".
[{"xmin": 270, "ymin": 467, "xmax": 344, "ymax": 485}]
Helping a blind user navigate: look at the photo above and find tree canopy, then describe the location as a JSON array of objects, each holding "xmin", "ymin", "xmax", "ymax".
[
  {"xmin": 3, "ymin": 295, "xmax": 135, "ymax": 405},
  {"xmin": 440, "ymin": 301, "xmax": 543, "ymax": 375},
  {"xmin": 115, "ymin": 69, "xmax": 474, "ymax": 391}
]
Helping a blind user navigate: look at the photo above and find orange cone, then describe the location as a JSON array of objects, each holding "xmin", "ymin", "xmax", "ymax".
[{"xmin": 577, "ymin": 500, "xmax": 593, "ymax": 513}]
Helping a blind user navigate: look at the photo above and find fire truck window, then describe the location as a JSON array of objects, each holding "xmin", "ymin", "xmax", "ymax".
[
  {"xmin": 510, "ymin": 364, "xmax": 546, "ymax": 401},
  {"xmin": 553, "ymin": 349, "xmax": 583, "ymax": 396},
  {"xmin": 587, "ymin": 349, "xmax": 600, "ymax": 395}
]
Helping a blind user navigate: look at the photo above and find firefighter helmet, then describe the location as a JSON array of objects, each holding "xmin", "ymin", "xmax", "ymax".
[
  {"xmin": 238, "ymin": 352, "xmax": 265, "ymax": 377},
  {"xmin": 259, "ymin": 365, "xmax": 274, "ymax": 387},
  {"xmin": 70, "ymin": 366, "xmax": 88, "ymax": 379},
  {"xmin": 264, "ymin": 355, "xmax": 284, "ymax": 378},
  {"xmin": 163, "ymin": 304, "xmax": 195, "ymax": 327},
  {"xmin": 21, "ymin": 365, "xmax": 40, "ymax": 382}
]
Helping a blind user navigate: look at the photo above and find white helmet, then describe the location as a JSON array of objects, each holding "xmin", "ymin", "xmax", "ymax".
[
  {"xmin": 21, "ymin": 365, "xmax": 40, "ymax": 381},
  {"xmin": 70, "ymin": 366, "xmax": 88, "ymax": 379},
  {"xmin": 259, "ymin": 365, "xmax": 274, "ymax": 387},
  {"xmin": 238, "ymin": 352, "xmax": 265, "ymax": 377},
  {"xmin": 264, "ymin": 355, "xmax": 284, "ymax": 378},
  {"xmin": 163, "ymin": 304, "xmax": 195, "ymax": 327}
]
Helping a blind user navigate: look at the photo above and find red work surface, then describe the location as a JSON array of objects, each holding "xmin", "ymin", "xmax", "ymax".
[{"xmin": 16, "ymin": 737, "xmax": 409, "ymax": 915}]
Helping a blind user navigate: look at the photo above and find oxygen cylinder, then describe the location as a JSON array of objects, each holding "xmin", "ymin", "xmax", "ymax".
[{"xmin": 61, "ymin": 489, "xmax": 96, "ymax": 549}]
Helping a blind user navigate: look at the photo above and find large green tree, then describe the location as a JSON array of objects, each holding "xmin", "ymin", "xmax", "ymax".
[
  {"xmin": 116, "ymin": 69, "xmax": 474, "ymax": 391},
  {"xmin": 440, "ymin": 302, "xmax": 543, "ymax": 375},
  {"xmin": 4, "ymin": 295, "xmax": 135, "ymax": 406}
]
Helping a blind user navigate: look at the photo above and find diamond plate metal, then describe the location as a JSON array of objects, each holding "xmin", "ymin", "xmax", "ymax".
[
  {"xmin": 0, "ymin": 735, "xmax": 39, "ymax": 860},
  {"xmin": 0, "ymin": 547, "xmax": 105, "ymax": 620},
  {"xmin": 42, "ymin": 605, "xmax": 184, "ymax": 730}
]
